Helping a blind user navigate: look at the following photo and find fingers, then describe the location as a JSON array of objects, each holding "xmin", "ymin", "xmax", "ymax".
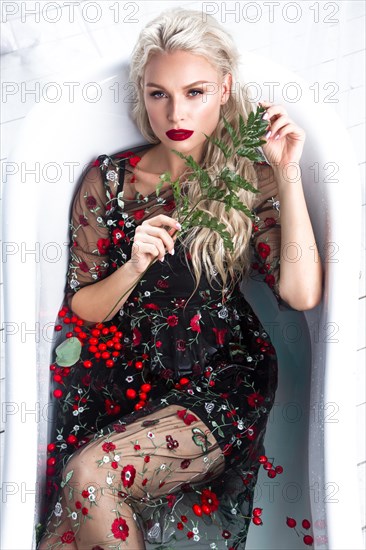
[{"xmin": 136, "ymin": 215, "xmax": 181, "ymax": 261}]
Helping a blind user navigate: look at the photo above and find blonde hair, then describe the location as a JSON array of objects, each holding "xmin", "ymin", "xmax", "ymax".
[{"xmin": 128, "ymin": 7, "xmax": 259, "ymax": 306}]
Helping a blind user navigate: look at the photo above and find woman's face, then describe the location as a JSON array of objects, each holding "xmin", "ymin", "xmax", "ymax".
[{"xmin": 143, "ymin": 50, "xmax": 232, "ymax": 162}]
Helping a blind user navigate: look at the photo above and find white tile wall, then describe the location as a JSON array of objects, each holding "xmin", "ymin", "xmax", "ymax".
[{"xmin": 1, "ymin": 0, "xmax": 365, "ymax": 545}]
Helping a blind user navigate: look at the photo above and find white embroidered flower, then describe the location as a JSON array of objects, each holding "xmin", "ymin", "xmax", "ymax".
[
  {"xmin": 78, "ymin": 389, "xmax": 83, "ymax": 394},
  {"xmin": 72, "ymin": 410, "xmax": 79, "ymax": 416},
  {"xmin": 78, "ymin": 407, "xmax": 84, "ymax": 413},
  {"xmin": 126, "ymin": 376, "xmax": 133, "ymax": 383},
  {"xmin": 69, "ymin": 279, "xmax": 79, "ymax": 289},
  {"xmin": 218, "ymin": 307, "xmax": 228, "ymax": 319},
  {"xmin": 88, "ymin": 494, "xmax": 96, "ymax": 502},
  {"xmin": 247, "ymin": 356, "xmax": 253, "ymax": 362},
  {"xmin": 210, "ymin": 544, "xmax": 217, "ymax": 549},
  {"xmin": 96, "ymin": 216, "xmax": 103, "ymax": 223},
  {"xmin": 221, "ymin": 405, "xmax": 227, "ymax": 410},
  {"xmin": 272, "ymin": 199, "xmax": 280, "ymax": 211},
  {"xmin": 144, "ymin": 291, "xmax": 151, "ymax": 297},
  {"xmin": 160, "ymin": 464, "xmax": 166, "ymax": 470},
  {"xmin": 88, "ymin": 485, "xmax": 95, "ymax": 494},
  {"xmin": 102, "ymin": 455, "xmax": 110, "ymax": 463},
  {"xmin": 71, "ymin": 511, "xmax": 77, "ymax": 520},
  {"xmin": 187, "ymin": 389, "xmax": 194, "ymax": 395},
  {"xmin": 122, "ymin": 213, "xmax": 128, "ymax": 219},
  {"xmin": 147, "ymin": 431, "xmax": 155, "ymax": 439},
  {"xmin": 114, "ymin": 454, "xmax": 120, "ymax": 462},
  {"xmin": 125, "ymin": 221, "xmax": 132, "ymax": 228},
  {"xmin": 205, "ymin": 402, "xmax": 215, "ymax": 414},
  {"xmin": 203, "ymin": 456, "xmax": 209, "ymax": 463},
  {"xmin": 106, "ymin": 475, "xmax": 113, "ymax": 485},
  {"xmin": 196, "ymin": 386, "xmax": 202, "ymax": 392},
  {"xmin": 148, "ymin": 522, "xmax": 161, "ymax": 539},
  {"xmin": 60, "ymin": 443, "xmax": 67, "ymax": 450},
  {"xmin": 194, "ymin": 535, "xmax": 200, "ymax": 541},
  {"xmin": 73, "ymin": 425, "xmax": 80, "ymax": 431},
  {"xmin": 237, "ymin": 421, "xmax": 244, "ymax": 430},
  {"xmin": 192, "ymin": 527, "xmax": 199, "ymax": 535},
  {"xmin": 231, "ymin": 508, "xmax": 237, "ymax": 515},
  {"xmin": 106, "ymin": 170, "xmax": 118, "ymax": 182},
  {"xmin": 56, "ymin": 435, "xmax": 63, "ymax": 441},
  {"xmin": 54, "ymin": 502, "xmax": 63, "ymax": 517}
]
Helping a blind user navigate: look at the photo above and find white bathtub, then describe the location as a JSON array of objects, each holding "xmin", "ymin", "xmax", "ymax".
[{"xmin": 1, "ymin": 53, "xmax": 363, "ymax": 549}]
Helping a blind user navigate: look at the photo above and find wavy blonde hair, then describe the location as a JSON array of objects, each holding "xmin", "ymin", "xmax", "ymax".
[{"xmin": 128, "ymin": 7, "xmax": 259, "ymax": 306}]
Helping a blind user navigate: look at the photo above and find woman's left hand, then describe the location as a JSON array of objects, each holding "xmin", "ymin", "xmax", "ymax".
[{"xmin": 259, "ymin": 100, "xmax": 306, "ymax": 168}]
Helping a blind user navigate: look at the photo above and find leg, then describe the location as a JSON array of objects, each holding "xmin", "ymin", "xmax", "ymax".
[{"xmin": 38, "ymin": 404, "xmax": 225, "ymax": 549}]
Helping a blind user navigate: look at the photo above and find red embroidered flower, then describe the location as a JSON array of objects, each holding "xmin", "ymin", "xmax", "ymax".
[
  {"xmin": 97, "ymin": 238, "xmax": 111, "ymax": 255},
  {"xmin": 144, "ymin": 303, "xmax": 160, "ymax": 310},
  {"xmin": 222, "ymin": 443, "xmax": 233, "ymax": 456},
  {"xmin": 79, "ymin": 261, "xmax": 89, "ymax": 273},
  {"xmin": 105, "ymin": 399, "xmax": 121, "ymax": 416},
  {"xmin": 176, "ymin": 339, "xmax": 186, "ymax": 352},
  {"xmin": 167, "ymin": 494, "xmax": 177, "ymax": 508},
  {"xmin": 128, "ymin": 155, "xmax": 141, "ymax": 167},
  {"xmin": 92, "ymin": 159, "xmax": 100, "ymax": 167},
  {"xmin": 246, "ymin": 425, "xmax": 257, "ymax": 441},
  {"xmin": 132, "ymin": 327, "xmax": 142, "ymax": 346},
  {"xmin": 133, "ymin": 209, "xmax": 146, "ymax": 220},
  {"xmin": 167, "ymin": 315, "xmax": 178, "ymax": 327},
  {"xmin": 102, "ymin": 441, "xmax": 116, "ymax": 453},
  {"xmin": 257, "ymin": 242, "xmax": 271, "ymax": 259},
  {"xmin": 121, "ymin": 465, "xmax": 136, "ymax": 488},
  {"xmin": 157, "ymin": 279, "xmax": 169, "ymax": 289},
  {"xmin": 212, "ymin": 327, "xmax": 228, "ymax": 346},
  {"xmin": 247, "ymin": 392, "xmax": 264, "ymax": 407},
  {"xmin": 177, "ymin": 409, "xmax": 198, "ymax": 425},
  {"xmin": 190, "ymin": 314, "xmax": 201, "ymax": 333},
  {"xmin": 180, "ymin": 459, "xmax": 191, "ymax": 469},
  {"xmin": 112, "ymin": 423, "xmax": 126, "ymax": 433},
  {"xmin": 265, "ymin": 274, "xmax": 275, "ymax": 287},
  {"xmin": 163, "ymin": 200, "xmax": 176, "ymax": 212},
  {"xmin": 201, "ymin": 489, "xmax": 219, "ymax": 512},
  {"xmin": 61, "ymin": 531, "xmax": 75, "ymax": 544},
  {"xmin": 112, "ymin": 228, "xmax": 125, "ymax": 245},
  {"xmin": 86, "ymin": 196, "xmax": 97, "ymax": 209},
  {"xmin": 111, "ymin": 517, "xmax": 129, "ymax": 540},
  {"xmin": 264, "ymin": 217, "xmax": 276, "ymax": 227},
  {"xmin": 79, "ymin": 215, "xmax": 88, "ymax": 226}
]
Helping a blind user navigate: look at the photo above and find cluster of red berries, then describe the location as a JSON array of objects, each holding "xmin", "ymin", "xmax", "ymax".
[
  {"xmin": 166, "ymin": 434, "xmax": 179, "ymax": 450},
  {"xmin": 258, "ymin": 454, "xmax": 284, "ymax": 478},
  {"xmin": 286, "ymin": 517, "xmax": 313, "ymax": 546}
]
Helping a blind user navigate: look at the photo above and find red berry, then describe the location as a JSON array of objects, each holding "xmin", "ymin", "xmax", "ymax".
[
  {"xmin": 252, "ymin": 516, "xmax": 262, "ymax": 526},
  {"xmin": 106, "ymin": 360, "xmax": 114, "ymax": 368},
  {"xmin": 179, "ymin": 377, "xmax": 189, "ymax": 385},
  {"xmin": 47, "ymin": 457, "xmax": 56, "ymax": 466},
  {"xmin": 263, "ymin": 461, "xmax": 273, "ymax": 470},
  {"xmin": 258, "ymin": 455, "xmax": 267, "ymax": 463},
  {"xmin": 67, "ymin": 435, "xmax": 77, "ymax": 445},
  {"xmin": 47, "ymin": 443, "xmax": 56, "ymax": 452},
  {"xmin": 83, "ymin": 360, "xmax": 92, "ymax": 369},
  {"xmin": 53, "ymin": 374, "xmax": 62, "ymax": 383},
  {"xmin": 275, "ymin": 465, "xmax": 283, "ymax": 474},
  {"xmin": 202, "ymin": 504, "xmax": 211, "ymax": 515},
  {"xmin": 53, "ymin": 389, "xmax": 63, "ymax": 398},
  {"xmin": 177, "ymin": 522, "xmax": 184, "ymax": 530},
  {"xmin": 286, "ymin": 517, "xmax": 296, "ymax": 528},
  {"xmin": 302, "ymin": 519, "xmax": 311, "ymax": 530},
  {"xmin": 303, "ymin": 535, "xmax": 313, "ymax": 545},
  {"xmin": 141, "ymin": 383, "xmax": 152, "ymax": 393},
  {"xmin": 126, "ymin": 389, "xmax": 137, "ymax": 400},
  {"xmin": 135, "ymin": 361, "xmax": 143, "ymax": 370},
  {"xmin": 267, "ymin": 469, "xmax": 276, "ymax": 478},
  {"xmin": 139, "ymin": 392, "xmax": 147, "ymax": 401},
  {"xmin": 192, "ymin": 504, "xmax": 202, "ymax": 517},
  {"xmin": 54, "ymin": 324, "xmax": 62, "ymax": 331},
  {"xmin": 253, "ymin": 507, "xmax": 262, "ymax": 517}
]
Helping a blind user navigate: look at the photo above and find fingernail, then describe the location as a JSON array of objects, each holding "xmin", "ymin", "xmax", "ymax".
[
  {"xmin": 262, "ymin": 112, "xmax": 269, "ymax": 120},
  {"xmin": 275, "ymin": 134, "xmax": 280, "ymax": 140},
  {"xmin": 265, "ymin": 131, "xmax": 272, "ymax": 139},
  {"xmin": 159, "ymin": 256, "xmax": 165, "ymax": 262},
  {"xmin": 175, "ymin": 222, "xmax": 181, "ymax": 229},
  {"xmin": 170, "ymin": 248, "xmax": 175, "ymax": 255}
]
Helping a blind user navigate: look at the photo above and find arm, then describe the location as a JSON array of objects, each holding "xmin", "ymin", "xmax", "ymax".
[
  {"xmin": 273, "ymin": 163, "xmax": 323, "ymax": 310},
  {"xmin": 65, "ymin": 161, "xmax": 141, "ymax": 324}
]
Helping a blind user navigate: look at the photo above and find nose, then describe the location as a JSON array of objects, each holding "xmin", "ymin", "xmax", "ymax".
[{"xmin": 167, "ymin": 96, "xmax": 186, "ymax": 123}]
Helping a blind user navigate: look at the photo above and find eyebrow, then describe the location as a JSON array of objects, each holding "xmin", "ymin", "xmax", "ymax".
[{"xmin": 145, "ymin": 80, "xmax": 211, "ymax": 89}]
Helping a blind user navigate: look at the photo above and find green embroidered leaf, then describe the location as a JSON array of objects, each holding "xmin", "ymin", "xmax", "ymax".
[{"xmin": 55, "ymin": 337, "xmax": 82, "ymax": 367}]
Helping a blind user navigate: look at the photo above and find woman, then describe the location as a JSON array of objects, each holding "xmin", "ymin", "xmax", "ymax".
[{"xmin": 37, "ymin": 7, "xmax": 323, "ymax": 549}]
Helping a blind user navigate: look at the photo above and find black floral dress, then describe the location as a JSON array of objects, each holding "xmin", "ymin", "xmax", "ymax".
[{"xmin": 37, "ymin": 144, "xmax": 290, "ymax": 549}]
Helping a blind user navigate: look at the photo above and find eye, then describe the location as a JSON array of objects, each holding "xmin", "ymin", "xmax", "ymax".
[
  {"xmin": 188, "ymin": 89, "xmax": 204, "ymax": 96},
  {"xmin": 149, "ymin": 91, "xmax": 165, "ymax": 99}
]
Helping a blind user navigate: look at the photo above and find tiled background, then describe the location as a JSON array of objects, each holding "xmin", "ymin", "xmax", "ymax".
[{"xmin": 1, "ymin": 0, "xmax": 365, "ymax": 545}]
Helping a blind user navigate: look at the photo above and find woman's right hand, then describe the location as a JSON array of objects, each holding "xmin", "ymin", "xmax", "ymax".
[{"xmin": 128, "ymin": 214, "xmax": 181, "ymax": 275}]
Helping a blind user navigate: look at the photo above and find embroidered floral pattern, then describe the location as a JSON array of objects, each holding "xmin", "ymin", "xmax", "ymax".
[{"xmin": 36, "ymin": 146, "xmax": 298, "ymax": 549}]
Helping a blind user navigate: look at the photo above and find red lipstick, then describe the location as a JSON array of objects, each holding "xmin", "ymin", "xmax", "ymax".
[{"xmin": 166, "ymin": 129, "xmax": 194, "ymax": 141}]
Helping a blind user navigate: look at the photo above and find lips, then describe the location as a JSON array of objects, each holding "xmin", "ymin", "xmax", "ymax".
[{"xmin": 166, "ymin": 129, "xmax": 194, "ymax": 141}]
